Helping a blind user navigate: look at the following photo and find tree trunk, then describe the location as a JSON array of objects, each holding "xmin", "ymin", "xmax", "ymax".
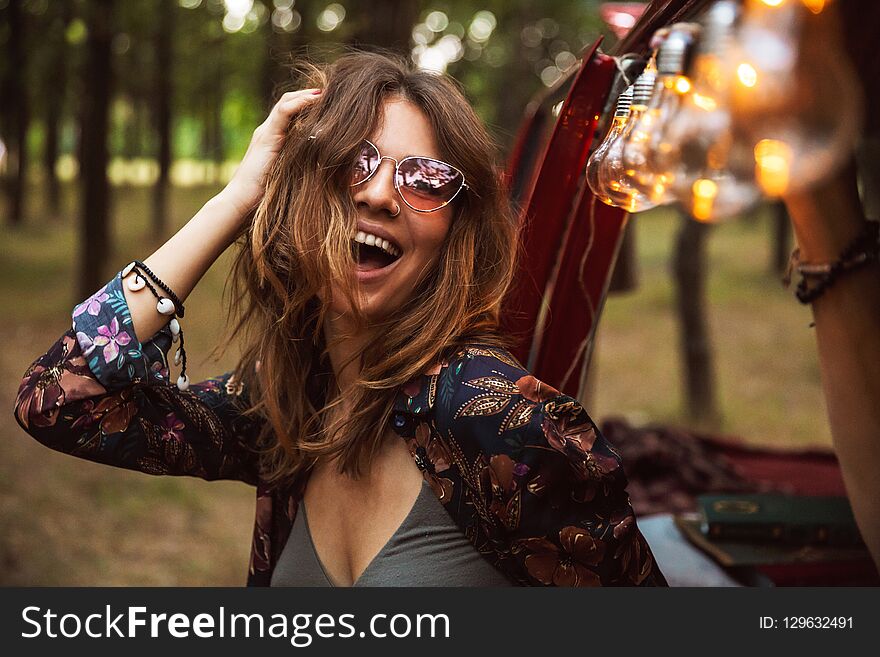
[
  {"xmin": 200, "ymin": 103, "xmax": 212, "ymax": 161},
  {"xmin": 78, "ymin": 0, "xmax": 115, "ymax": 298},
  {"xmin": 211, "ymin": 93, "xmax": 225, "ymax": 172},
  {"xmin": 43, "ymin": 1, "xmax": 73, "ymax": 220},
  {"xmin": 672, "ymin": 212, "xmax": 720, "ymax": 423},
  {"xmin": 152, "ymin": 0, "xmax": 174, "ymax": 240},
  {"xmin": 608, "ymin": 218, "xmax": 638, "ymax": 292},
  {"xmin": 200, "ymin": 99, "xmax": 224, "ymax": 183},
  {"xmin": 201, "ymin": 35, "xmax": 225, "ymax": 181},
  {"xmin": 770, "ymin": 200, "xmax": 792, "ymax": 275},
  {"xmin": 122, "ymin": 96, "xmax": 141, "ymax": 159},
  {"xmin": 5, "ymin": 0, "xmax": 28, "ymax": 227},
  {"xmin": 492, "ymin": 6, "xmax": 539, "ymax": 155},
  {"xmin": 347, "ymin": 0, "xmax": 419, "ymax": 53},
  {"xmin": 44, "ymin": 90, "xmax": 63, "ymax": 219},
  {"xmin": 263, "ymin": 20, "xmax": 294, "ymax": 109}
]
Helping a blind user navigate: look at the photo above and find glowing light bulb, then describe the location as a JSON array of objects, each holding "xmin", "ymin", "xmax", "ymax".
[
  {"xmin": 754, "ymin": 138, "xmax": 793, "ymax": 196},
  {"xmin": 728, "ymin": 0, "xmax": 862, "ymax": 196},
  {"xmin": 801, "ymin": 0, "xmax": 827, "ymax": 14},
  {"xmin": 652, "ymin": 0, "xmax": 760, "ymax": 221},
  {"xmin": 595, "ymin": 71, "xmax": 658, "ymax": 212},
  {"xmin": 691, "ymin": 178, "xmax": 719, "ymax": 222},
  {"xmin": 586, "ymin": 86, "xmax": 633, "ymax": 204},
  {"xmin": 621, "ymin": 23, "xmax": 700, "ymax": 205}
]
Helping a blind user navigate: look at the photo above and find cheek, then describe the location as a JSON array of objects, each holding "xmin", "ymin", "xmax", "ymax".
[{"xmin": 412, "ymin": 214, "xmax": 453, "ymax": 255}]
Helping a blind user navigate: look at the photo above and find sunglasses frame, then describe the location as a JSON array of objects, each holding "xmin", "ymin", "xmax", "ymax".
[{"xmin": 350, "ymin": 138, "xmax": 469, "ymax": 213}]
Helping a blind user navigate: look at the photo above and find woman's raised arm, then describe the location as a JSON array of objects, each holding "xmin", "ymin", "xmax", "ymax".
[
  {"xmin": 784, "ymin": 162, "xmax": 880, "ymax": 566},
  {"xmin": 126, "ymin": 88, "xmax": 322, "ymax": 344},
  {"xmin": 12, "ymin": 89, "xmax": 323, "ymax": 483}
]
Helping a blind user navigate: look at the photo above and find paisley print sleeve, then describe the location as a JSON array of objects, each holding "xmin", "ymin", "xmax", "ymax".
[
  {"xmin": 12, "ymin": 270, "xmax": 262, "ymax": 484},
  {"xmin": 435, "ymin": 346, "xmax": 668, "ymax": 587}
]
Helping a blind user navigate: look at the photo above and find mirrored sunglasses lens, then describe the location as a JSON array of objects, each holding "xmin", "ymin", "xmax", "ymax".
[
  {"xmin": 351, "ymin": 142, "xmax": 379, "ymax": 185},
  {"xmin": 397, "ymin": 158, "xmax": 464, "ymax": 211}
]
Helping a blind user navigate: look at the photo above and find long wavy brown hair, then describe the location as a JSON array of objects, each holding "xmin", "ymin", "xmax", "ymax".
[{"xmin": 217, "ymin": 49, "xmax": 520, "ymax": 487}]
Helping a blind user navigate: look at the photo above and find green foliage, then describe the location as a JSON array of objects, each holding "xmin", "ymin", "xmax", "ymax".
[{"xmin": 6, "ymin": 0, "xmax": 616, "ymax": 165}]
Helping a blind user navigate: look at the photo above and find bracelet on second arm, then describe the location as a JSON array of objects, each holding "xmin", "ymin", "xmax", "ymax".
[{"xmin": 782, "ymin": 221, "xmax": 880, "ymax": 305}]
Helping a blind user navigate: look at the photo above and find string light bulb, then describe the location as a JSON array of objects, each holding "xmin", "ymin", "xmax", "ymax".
[
  {"xmin": 621, "ymin": 23, "xmax": 701, "ymax": 204},
  {"xmin": 593, "ymin": 72, "xmax": 658, "ymax": 212},
  {"xmin": 729, "ymin": 0, "xmax": 862, "ymax": 196},
  {"xmin": 652, "ymin": 0, "xmax": 760, "ymax": 221},
  {"xmin": 586, "ymin": 86, "xmax": 633, "ymax": 204},
  {"xmin": 586, "ymin": 29, "xmax": 670, "ymax": 212}
]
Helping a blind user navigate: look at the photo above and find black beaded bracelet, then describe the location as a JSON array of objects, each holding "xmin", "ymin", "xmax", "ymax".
[
  {"xmin": 132, "ymin": 259, "xmax": 185, "ymax": 318},
  {"xmin": 121, "ymin": 261, "xmax": 190, "ymax": 390},
  {"xmin": 123, "ymin": 266, "xmax": 164, "ymax": 304},
  {"xmin": 793, "ymin": 221, "xmax": 879, "ymax": 304}
]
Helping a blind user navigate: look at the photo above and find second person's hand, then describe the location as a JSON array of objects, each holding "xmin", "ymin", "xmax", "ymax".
[{"xmin": 221, "ymin": 88, "xmax": 323, "ymax": 219}]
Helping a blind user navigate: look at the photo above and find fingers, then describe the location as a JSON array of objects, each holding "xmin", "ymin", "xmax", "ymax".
[
  {"xmin": 275, "ymin": 88, "xmax": 322, "ymax": 115},
  {"xmin": 278, "ymin": 88, "xmax": 322, "ymax": 102},
  {"xmin": 251, "ymin": 89, "xmax": 322, "ymax": 146},
  {"xmin": 258, "ymin": 88, "xmax": 322, "ymax": 136}
]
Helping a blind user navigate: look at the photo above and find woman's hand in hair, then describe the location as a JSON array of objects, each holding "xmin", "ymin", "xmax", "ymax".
[{"xmin": 221, "ymin": 88, "xmax": 323, "ymax": 219}]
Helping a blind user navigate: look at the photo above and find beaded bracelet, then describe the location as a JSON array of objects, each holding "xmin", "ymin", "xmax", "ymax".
[
  {"xmin": 121, "ymin": 261, "xmax": 190, "ymax": 391},
  {"xmin": 783, "ymin": 221, "xmax": 879, "ymax": 305},
  {"xmin": 132, "ymin": 260, "xmax": 185, "ymax": 317}
]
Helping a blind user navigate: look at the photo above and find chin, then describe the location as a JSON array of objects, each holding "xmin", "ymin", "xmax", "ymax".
[
  {"xmin": 327, "ymin": 290, "xmax": 399, "ymax": 324},
  {"xmin": 358, "ymin": 293, "xmax": 400, "ymax": 324}
]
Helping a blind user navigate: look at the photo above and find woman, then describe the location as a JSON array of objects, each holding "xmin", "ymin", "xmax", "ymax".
[{"xmin": 13, "ymin": 51, "xmax": 667, "ymax": 587}]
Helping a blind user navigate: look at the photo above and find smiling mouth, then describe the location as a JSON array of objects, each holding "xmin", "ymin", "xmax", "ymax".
[{"xmin": 351, "ymin": 233, "xmax": 402, "ymax": 271}]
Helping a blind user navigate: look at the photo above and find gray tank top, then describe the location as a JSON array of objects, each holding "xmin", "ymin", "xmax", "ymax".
[{"xmin": 270, "ymin": 480, "xmax": 513, "ymax": 587}]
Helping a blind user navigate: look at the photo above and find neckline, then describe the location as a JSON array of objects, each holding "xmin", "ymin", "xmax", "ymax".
[{"xmin": 300, "ymin": 480, "xmax": 431, "ymax": 588}]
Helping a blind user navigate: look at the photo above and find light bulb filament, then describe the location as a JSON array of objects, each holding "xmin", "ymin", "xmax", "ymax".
[
  {"xmin": 692, "ymin": 93, "xmax": 717, "ymax": 112},
  {"xmin": 737, "ymin": 63, "xmax": 758, "ymax": 88}
]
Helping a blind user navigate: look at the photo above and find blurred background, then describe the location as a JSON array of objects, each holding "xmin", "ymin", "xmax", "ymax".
[{"xmin": 0, "ymin": 0, "xmax": 835, "ymax": 584}]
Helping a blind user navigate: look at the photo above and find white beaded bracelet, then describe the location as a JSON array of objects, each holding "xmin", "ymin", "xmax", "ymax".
[{"xmin": 122, "ymin": 261, "xmax": 190, "ymax": 391}]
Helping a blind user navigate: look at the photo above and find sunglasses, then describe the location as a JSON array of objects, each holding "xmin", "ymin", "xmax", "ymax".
[{"xmin": 350, "ymin": 139, "xmax": 469, "ymax": 213}]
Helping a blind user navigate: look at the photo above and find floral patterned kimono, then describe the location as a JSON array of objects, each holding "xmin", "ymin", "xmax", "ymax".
[{"xmin": 14, "ymin": 269, "xmax": 667, "ymax": 587}]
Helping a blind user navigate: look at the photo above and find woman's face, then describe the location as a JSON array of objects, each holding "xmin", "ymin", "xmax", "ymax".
[{"xmin": 330, "ymin": 97, "xmax": 456, "ymax": 322}]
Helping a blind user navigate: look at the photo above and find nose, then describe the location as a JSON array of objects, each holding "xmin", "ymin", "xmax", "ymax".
[{"xmin": 352, "ymin": 157, "xmax": 400, "ymax": 217}]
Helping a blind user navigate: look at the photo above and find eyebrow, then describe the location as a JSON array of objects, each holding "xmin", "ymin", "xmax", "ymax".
[{"xmin": 365, "ymin": 139, "xmax": 442, "ymax": 162}]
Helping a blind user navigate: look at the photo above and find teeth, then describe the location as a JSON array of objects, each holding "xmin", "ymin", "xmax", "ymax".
[{"xmin": 353, "ymin": 231, "xmax": 400, "ymax": 258}]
